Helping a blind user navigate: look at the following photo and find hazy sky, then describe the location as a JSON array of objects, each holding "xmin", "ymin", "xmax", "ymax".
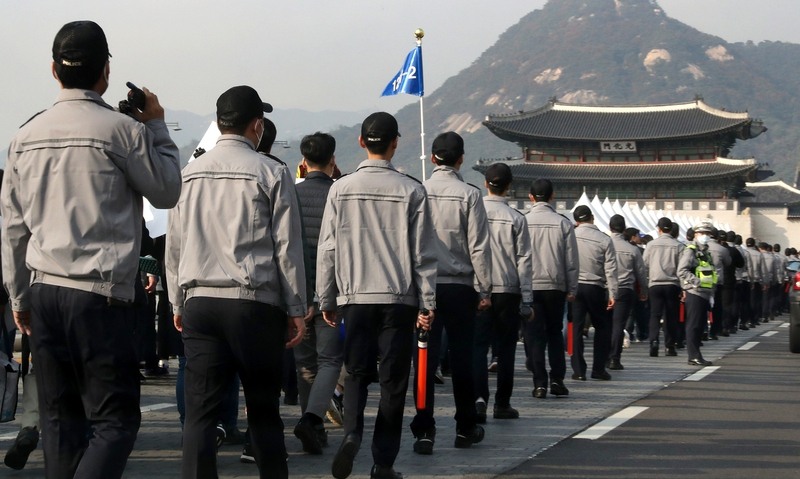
[{"xmin": 2, "ymin": 0, "xmax": 800, "ymax": 148}]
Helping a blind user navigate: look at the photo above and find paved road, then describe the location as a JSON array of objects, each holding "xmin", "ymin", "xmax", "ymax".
[
  {"xmin": 502, "ymin": 320, "xmax": 800, "ymax": 479},
  {"xmin": 1, "ymin": 317, "xmax": 794, "ymax": 478}
]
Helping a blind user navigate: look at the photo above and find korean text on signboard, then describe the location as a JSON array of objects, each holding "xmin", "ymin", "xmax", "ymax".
[{"xmin": 600, "ymin": 141, "xmax": 637, "ymax": 153}]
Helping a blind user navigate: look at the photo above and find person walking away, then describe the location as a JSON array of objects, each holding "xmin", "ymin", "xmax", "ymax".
[
  {"xmin": 1, "ymin": 21, "xmax": 181, "ymax": 479},
  {"xmin": 166, "ymin": 86, "xmax": 307, "ymax": 479},
  {"xmin": 317, "ymin": 112, "xmax": 437, "ymax": 479}
]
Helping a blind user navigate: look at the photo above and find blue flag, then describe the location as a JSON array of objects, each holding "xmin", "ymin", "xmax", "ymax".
[{"xmin": 381, "ymin": 46, "xmax": 424, "ymax": 97}]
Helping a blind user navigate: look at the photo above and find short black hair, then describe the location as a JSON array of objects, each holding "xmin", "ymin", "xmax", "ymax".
[
  {"xmin": 623, "ymin": 227, "xmax": 639, "ymax": 241},
  {"xmin": 300, "ymin": 132, "xmax": 336, "ymax": 167},
  {"xmin": 54, "ymin": 59, "xmax": 105, "ymax": 90},
  {"xmin": 530, "ymin": 179, "xmax": 553, "ymax": 202},
  {"xmin": 256, "ymin": 118, "xmax": 277, "ymax": 154}
]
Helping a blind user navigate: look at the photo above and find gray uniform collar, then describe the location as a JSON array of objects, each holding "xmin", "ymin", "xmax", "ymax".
[
  {"xmin": 431, "ymin": 165, "xmax": 464, "ymax": 181},
  {"xmin": 356, "ymin": 159, "xmax": 396, "ymax": 171},
  {"xmin": 55, "ymin": 89, "xmax": 113, "ymax": 110}
]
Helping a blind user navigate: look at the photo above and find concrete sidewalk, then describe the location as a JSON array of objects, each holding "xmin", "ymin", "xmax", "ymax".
[{"xmin": 1, "ymin": 317, "xmax": 787, "ymax": 478}]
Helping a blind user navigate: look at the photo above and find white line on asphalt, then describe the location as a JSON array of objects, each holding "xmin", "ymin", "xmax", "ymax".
[
  {"xmin": 738, "ymin": 342, "xmax": 759, "ymax": 351},
  {"xmin": 0, "ymin": 432, "xmax": 18, "ymax": 441},
  {"xmin": 574, "ymin": 406, "xmax": 648, "ymax": 440},
  {"xmin": 762, "ymin": 331, "xmax": 778, "ymax": 337},
  {"xmin": 779, "ymin": 322, "xmax": 789, "ymax": 328},
  {"xmin": 140, "ymin": 403, "xmax": 175, "ymax": 413},
  {"xmin": 685, "ymin": 366, "xmax": 720, "ymax": 381}
]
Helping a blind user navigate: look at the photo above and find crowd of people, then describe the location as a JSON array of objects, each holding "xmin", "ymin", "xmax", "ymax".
[{"xmin": 0, "ymin": 19, "xmax": 795, "ymax": 479}]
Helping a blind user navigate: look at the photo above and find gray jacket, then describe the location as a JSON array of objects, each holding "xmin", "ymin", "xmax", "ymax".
[
  {"xmin": 746, "ymin": 247, "xmax": 764, "ymax": 284},
  {"xmin": 643, "ymin": 233, "xmax": 682, "ymax": 287},
  {"xmin": 707, "ymin": 240, "xmax": 731, "ymax": 284},
  {"xmin": 611, "ymin": 233, "xmax": 648, "ymax": 292},
  {"xmin": 424, "ymin": 166, "xmax": 492, "ymax": 296},
  {"xmin": 2, "ymin": 89, "xmax": 181, "ymax": 310},
  {"xmin": 735, "ymin": 244, "xmax": 752, "ymax": 282},
  {"xmin": 525, "ymin": 202, "xmax": 579, "ymax": 295},
  {"xmin": 483, "ymin": 195, "xmax": 533, "ymax": 303},
  {"xmin": 316, "ymin": 160, "xmax": 437, "ymax": 312},
  {"xmin": 165, "ymin": 135, "xmax": 307, "ymax": 317},
  {"xmin": 761, "ymin": 250, "xmax": 775, "ymax": 286},
  {"xmin": 575, "ymin": 223, "xmax": 619, "ymax": 299}
]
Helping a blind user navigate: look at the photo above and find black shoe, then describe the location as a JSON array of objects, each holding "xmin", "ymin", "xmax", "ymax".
[
  {"xmin": 4, "ymin": 426, "xmax": 39, "ymax": 470},
  {"xmin": 665, "ymin": 346, "xmax": 677, "ymax": 357},
  {"xmin": 433, "ymin": 369, "xmax": 445, "ymax": 385},
  {"xmin": 283, "ymin": 391, "xmax": 299, "ymax": 405},
  {"xmin": 676, "ymin": 341, "xmax": 686, "ymax": 349},
  {"xmin": 143, "ymin": 365, "xmax": 169, "ymax": 377},
  {"xmin": 294, "ymin": 417, "xmax": 325, "ymax": 455},
  {"xmin": 240, "ymin": 443, "xmax": 255, "ymax": 464},
  {"xmin": 223, "ymin": 427, "xmax": 246, "ymax": 446},
  {"xmin": 728, "ymin": 327, "xmax": 738, "ymax": 335},
  {"xmin": 493, "ymin": 404, "xmax": 520, "ymax": 419},
  {"xmin": 607, "ymin": 359, "xmax": 624, "ymax": 370},
  {"xmin": 487, "ymin": 357, "xmax": 498, "ymax": 373},
  {"xmin": 591, "ymin": 370, "xmax": 612, "ymax": 380},
  {"xmin": 550, "ymin": 380, "xmax": 569, "ymax": 396},
  {"xmin": 215, "ymin": 424, "xmax": 226, "ymax": 450},
  {"xmin": 413, "ymin": 428, "xmax": 435, "ymax": 455},
  {"xmin": 688, "ymin": 358, "xmax": 713, "ymax": 366},
  {"xmin": 709, "ymin": 334, "xmax": 719, "ymax": 340},
  {"xmin": 739, "ymin": 323, "xmax": 750, "ymax": 331},
  {"xmin": 649, "ymin": 342, "xmax": 659, "ymax": 357},
  {"xmin": 532, "ymin": 386, "xmax": 547, "ymax": 398},
  {"xmin": 332, "ymin": 433, "xmax": 361, "ymax": 479},
  {"xmin": 371, "ymin": 464, "xmax": 403, "ymax": 479},
  {"xmin": 454, "ymin": 425, "xmax": 485, "ymax": 448},
  {"xmin": 571, "ymin": 373, "xmax": 586, "ymax": 381},
  {"xmin": 475, "ymin": 401, "xmax": 487, "ymax": 424},
  {"xmin": 720, "ymin": 330, "xmax": 730, "ymax": 337},
  {"xmin": 327, "ymin": 394, "xmax": 345, "ymax": 426}
]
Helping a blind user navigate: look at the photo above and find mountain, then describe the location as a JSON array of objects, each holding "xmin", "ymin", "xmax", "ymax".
[{"xmin": 329, "ymin": 0, "xmax": 800, "ymax": 188}]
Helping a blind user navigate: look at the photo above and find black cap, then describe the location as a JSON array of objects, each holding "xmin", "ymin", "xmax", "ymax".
[
  {"xmin": 485, "ymin": 162, "xmax": 512, "ymax": 190},
  {"xmin": 361, "ymin": 112, "xmax": 400, "ymax": 144},
  {"xmin": 609, "ymin": 214, "xmax": 626, "ymax": 232},
  {"xmin": 530, "ymin": 178, "xmax": 553, "ymax": 202},
  {"xmin": 216, "ymin": 86, "xmax": 273, "ymax": 129},
  {"xmin": 657, "ymin": 217, "xmax": 672, "ymax": 231},
  {"xmin": 573, "ymin": 205, "xmax": 593, "ymax": 223},
  {"xmin": 432, "ymin": 131, "xmax": 465, "ymax": 163},
  {"xmin": 52, "ymin": 21, "xmax": 110, "ymax": 67}
]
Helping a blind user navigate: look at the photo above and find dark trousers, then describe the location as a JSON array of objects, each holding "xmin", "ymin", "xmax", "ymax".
[
  {"xmin": 736, "ymin": 281, "xmax": 752, "ymax": 326},
  {"xmin": 30, "ymin": 284, "xmax": 141, "ymax": 479},
  {"xmin": 761, "ymin": 284, "xmax": 772, "ymax": 320},
  {"xmin": 571, "ymin": 284, "xmax": 611, "ymax": 375},
  {"xmin": 710, "ymin": 289, "xmax": 724, "ymax": 336},
  {"xmin": 721, "ymin": 284, "xmax": 736, "ymax": 331},
  {"xmin": 474, "ymin": 293, "xmax": 521, "ymax": 407},
  {"xmin": 684, "ymin": 293, "xmax": 709, "ymax": 361},
  {"xmin": 751, "ymin": 282, "xmax": 763, "ymax": 322},
  {"xmin": 523, "ymin": 290, "xmax": 567, "ymax": 388},
  {"xmin": 412, "ymin": 284, "xmax": 478, "ymax": 434},
  {"xmin": 648, "ymin": 285, "xmax": 680, "ymax": 347},
  {"xmin": 181, "ymin": 298, "xmax": 287, "ymax": 479},
  {"xmin": 610, "ymin": 288, "xmax": 635, "ymax": 362},
  {"xmin": 341, "ymin": 303, "xmax": 415, "ymax": 467}
]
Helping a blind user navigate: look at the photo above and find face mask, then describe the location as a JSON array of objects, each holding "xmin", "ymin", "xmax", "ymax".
[{"xmin": 696, "ymin": 234, "xmax": 710, "ymax": 246}]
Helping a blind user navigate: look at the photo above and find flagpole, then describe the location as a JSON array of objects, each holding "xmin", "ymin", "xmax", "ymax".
[{"xmin": 415, "ymin": 28, "xmax": 426, "ymax": 181}]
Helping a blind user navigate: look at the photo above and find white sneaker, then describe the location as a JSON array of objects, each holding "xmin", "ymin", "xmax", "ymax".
[{"xmin": 623, "ymin": 330, "xmax": 631, "ymax": 349}]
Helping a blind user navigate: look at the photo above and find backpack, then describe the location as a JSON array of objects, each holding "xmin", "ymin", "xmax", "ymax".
[{"xmin": 688, "ymin": 244, "xmax": 717, "ymax": 289}]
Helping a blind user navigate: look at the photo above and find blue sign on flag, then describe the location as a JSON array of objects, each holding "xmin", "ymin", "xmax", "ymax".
[{"xmin": 381, "ymin": 46, "xmax": 424, "ymax": 97}]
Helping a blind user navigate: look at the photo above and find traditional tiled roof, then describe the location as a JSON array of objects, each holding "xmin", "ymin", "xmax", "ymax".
[
  {"xmin": 483, "ymin": 99, "xmax": 766, "ymax": 142},
  {"xmin": 473, "ymin": 158, "xmax": 757, "ymax": 183},
  {"xmin": 740, "ymin": 181, "xmax": 800, "ymax": 206}
]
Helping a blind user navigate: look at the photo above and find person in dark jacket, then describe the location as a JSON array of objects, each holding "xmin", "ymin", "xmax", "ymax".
[{"xmin": 292, "ymin": 132, "xmax": 344, "ymax": 455}]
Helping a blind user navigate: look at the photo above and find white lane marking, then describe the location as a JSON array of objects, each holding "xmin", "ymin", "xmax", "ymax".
[
  {"xmin": 140, "ymin": 403, "xmax": 175, "ymax": 413},
  {"xmin": 779, "ymin": 322, "xmax": 789, "ymax": 328},
  {"xmin": 0, "ymin": 432, "xmax": 18, "ymax": 440},
  {"xmin": 738, "ymin": 342, "xmax": 759, "ymax": 351},
  {"xmin": 574, "ymin": 406, "xmax": 648, "ymax": 440},
  {"xmin": 685, "ymin": 366, "xmax": 720, "ymax": 381},
  {"xmin": 762, "ymin": 331, "xmax": 778, "ymax": 337}
]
